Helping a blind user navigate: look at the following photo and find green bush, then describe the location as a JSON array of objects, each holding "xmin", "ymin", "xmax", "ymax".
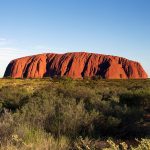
[
  {"xmin": 0, "ymin": 86, "xmax": 30, "ymax": 111},
  {"xmin": 120, "ymin": 90, "xmax": 150, "ymax": 108}
]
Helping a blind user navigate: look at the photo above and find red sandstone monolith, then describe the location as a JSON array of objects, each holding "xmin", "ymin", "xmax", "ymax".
[{"xmin": 4, "ymin": 52, "xmax": 148, "ymax": 79}]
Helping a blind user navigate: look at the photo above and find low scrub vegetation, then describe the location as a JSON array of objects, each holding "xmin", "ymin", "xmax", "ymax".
[{"xmin": 0, "ymin": 78, "xmax": 149, "ymax": 149}]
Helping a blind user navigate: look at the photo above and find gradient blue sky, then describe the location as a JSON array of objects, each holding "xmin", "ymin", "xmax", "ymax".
[{"xmin": 0, "ymin": 0, "xmax": 150, "ymax": 77}]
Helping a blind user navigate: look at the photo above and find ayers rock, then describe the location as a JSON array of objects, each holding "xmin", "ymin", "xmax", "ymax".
[{"xmin": 4, "ymin": 52, "xmax": 148, "ymax": 79}]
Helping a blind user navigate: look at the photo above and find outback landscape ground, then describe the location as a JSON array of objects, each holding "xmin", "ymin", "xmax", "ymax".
[
  {"xmin": 0, "ymin": 77, "xmax": 149, "ymax": 149},
  {"xmin": 1, "ymin": 0, "xmax": 150, "ymax": 150}
]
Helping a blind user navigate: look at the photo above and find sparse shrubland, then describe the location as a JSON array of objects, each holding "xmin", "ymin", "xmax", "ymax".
[{"xmin": 0, "ymin": 78, "xmax": 149, "ymax": 149}]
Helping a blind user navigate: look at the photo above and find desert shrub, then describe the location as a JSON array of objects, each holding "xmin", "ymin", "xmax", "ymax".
[
  {"xmin": 131, "ymin": 138, "xmax": 150, "ymax": 150},
  {"xmin": 73, "ymin": 136, "xmax": 97, "ymax": 150},
  {"xmin": 60, "ymin": 76, "xmax": 73, "ymax": 81},
  {"xmin": 92, "ymin": 75, "xmax": 103, "ymax": 80},
  {"xmin": 103, "ymin": 138, "xmax": 150, "ymax": 150},
  {"xmin": 106, "ymin": 116, "xmax": 121, "ymax": 128},
  {"xmin": 44, "ymin": 98, "xmax": 99, "ymax": 138},
  {"xmin": 16, "ymin": 88, "xmax": 57, "ymax": 126},
  {"xmin": 120, "ymin": 90, "xmax": 150, "ymax": 108},
  {"xmin": 56, "ymin": 85, "xmax": 97, "ymax": 102},
  {"xmin": 103, "ymin": 139, "xmax": 131, "ymax": 150},
  {"xmin": 0, "ymin": 126, "xmax": 70, "ymax": 150},
  {"xmin": 0, "ymin": 86, "xmax": 30, "ymax": 111},
  {"xmin": 83, "ymin": 76, "xmax": 91, "ymax": 80},
  {"xmin": 13, "ymin": 124, "xmax": 70, "ymax": 149},
  {"xmin": 0, "ymin": 110, "xmax": 16, "ymax": 143},
  {"xmin": 117, "ymin": 108, "xmax": 146, "ymax": 137},
  {"xmin": 117, "ymin": 90, "xmax": 150, "ymax": 137}
]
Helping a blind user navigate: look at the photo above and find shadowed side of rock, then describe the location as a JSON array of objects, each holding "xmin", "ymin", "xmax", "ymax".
[{"xmin": 4, "ymin": 52, "xmax": 148, "ymax": 79}]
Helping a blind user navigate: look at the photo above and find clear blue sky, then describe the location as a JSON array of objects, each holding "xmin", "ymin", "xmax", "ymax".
[{"xmin": 0, "ymin": 0, "xmax": 150, "ymax": 77}]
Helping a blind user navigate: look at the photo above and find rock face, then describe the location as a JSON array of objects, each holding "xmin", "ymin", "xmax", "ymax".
[{"xmin": 4, "ymin": 52, "xmax": 148, "ymax": 79}]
